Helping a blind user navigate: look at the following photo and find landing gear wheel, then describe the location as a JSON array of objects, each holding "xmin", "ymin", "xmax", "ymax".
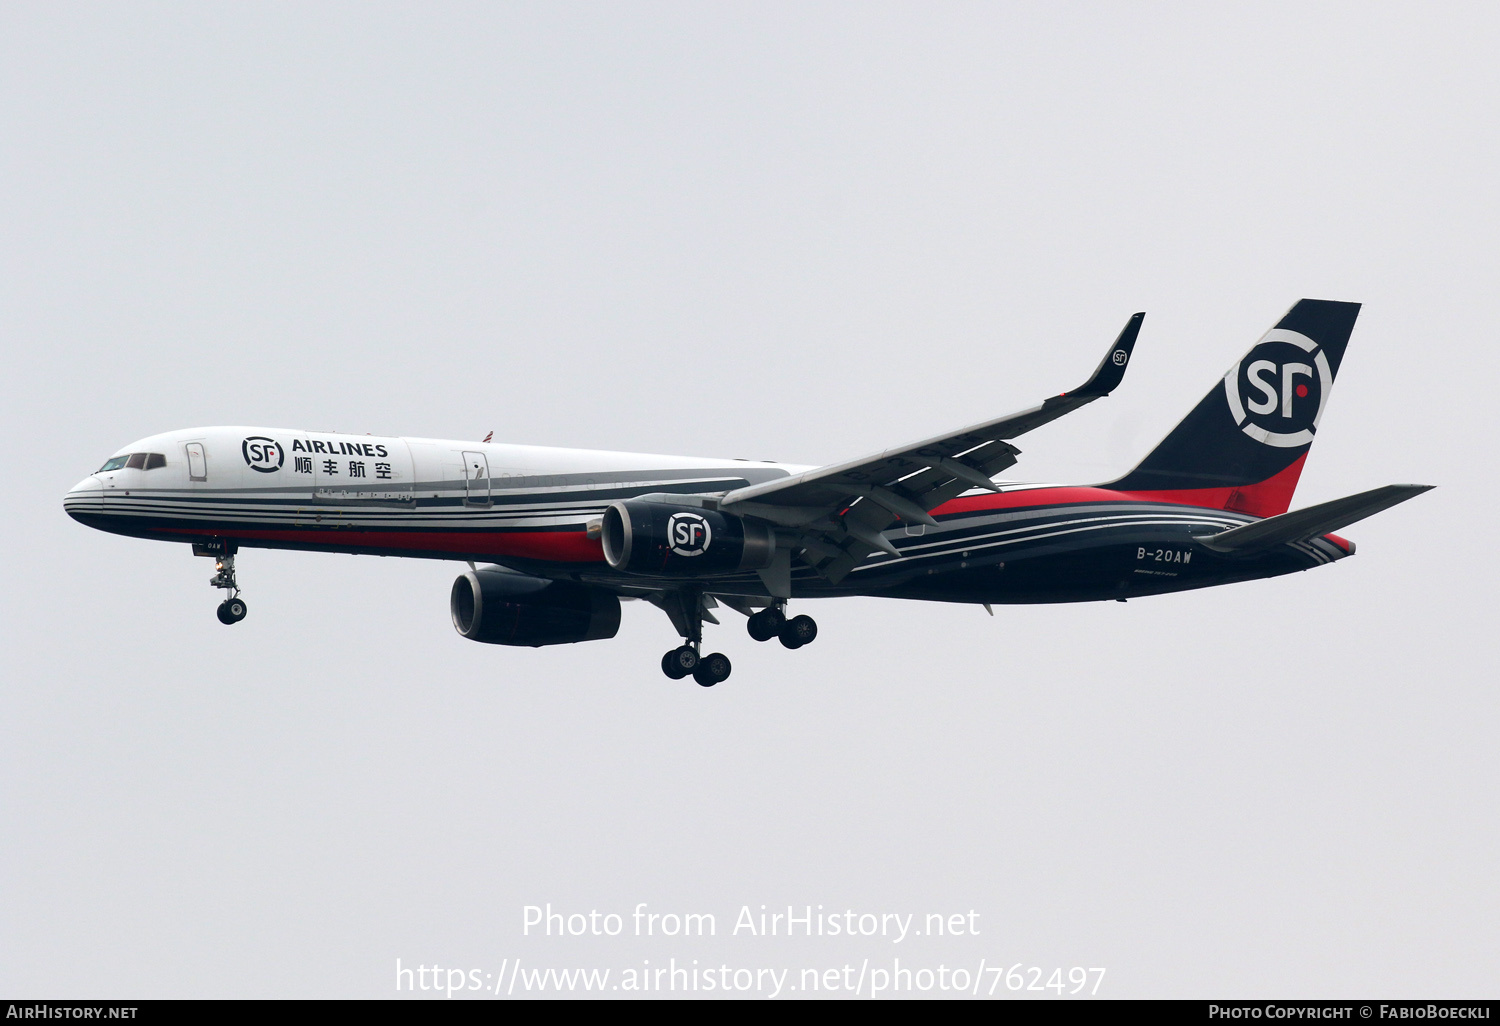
[
  {"xmin": 693, "ymin": 652, "xmax": 732, "ymax": 687},
  {"xmin": 778, "ymin": 614, "xmax": 817, "ymax": 649},
  {"xmin": 661, "ymin": 646, "xmax": 698, "ymax": 679},
  {"xmin": 203, "ymin": 545, "xmax": 246, "ymax": 625},
  {"xmin": 746, "ymin": 607, "xmax": 786, "ymax": 642},
  {"xmin": 217, "ymin": 597, "xmax": 247, "ymax": 625}
]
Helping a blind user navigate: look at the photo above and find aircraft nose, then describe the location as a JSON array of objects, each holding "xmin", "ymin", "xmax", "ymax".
[{"xmin": 64, "ymin": 475, "xmax": 104, "ymax": 520}]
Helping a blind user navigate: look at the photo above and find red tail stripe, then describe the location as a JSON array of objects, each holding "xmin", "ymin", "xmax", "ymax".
[
  {"xmin": 1118, "ymin": 454, "xmax": 1307, "ymax": 518},
  {"xmin": 933, "ymin": 455, "xmax": 1308, "ymax": 520}
]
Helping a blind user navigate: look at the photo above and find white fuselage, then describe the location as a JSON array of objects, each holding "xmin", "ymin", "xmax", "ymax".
[{"xmin": 65, "ymin": 426, "xmax": 806, "ymax": 566}]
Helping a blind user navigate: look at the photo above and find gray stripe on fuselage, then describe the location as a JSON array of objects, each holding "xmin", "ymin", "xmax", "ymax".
[{"xmin": 852, "ymin": 511, "xmax": 1237, "ymax": 574}]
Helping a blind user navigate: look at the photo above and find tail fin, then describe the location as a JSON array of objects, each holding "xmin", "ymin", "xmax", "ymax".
[{"xmin": 1108, "ymin": 299, "xmax": 1361, "ymax": 517}]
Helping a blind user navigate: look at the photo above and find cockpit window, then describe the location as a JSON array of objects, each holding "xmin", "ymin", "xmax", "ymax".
[{"xmin": 98, "ymin": 452, "xmax": 168, "ymax": 472}]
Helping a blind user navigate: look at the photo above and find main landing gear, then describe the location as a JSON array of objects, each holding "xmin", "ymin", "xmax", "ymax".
[
  {"xmin": 660, "ymin": 646, "xmax": 732, "ymax": 688},
  {"xmin": 650, "ymin": 593, "xmax": 819, "ymax": 686},
  {"xmin": 651, "ymin": 590, "xmax": 732, "ymax": 687},
  {"xmin": 196, "ymin": 541, "xmax": 247, "ymax": 625},
  {"xmin": 746, "ymin": 605, "xmax": 818, "ymax": 649}
]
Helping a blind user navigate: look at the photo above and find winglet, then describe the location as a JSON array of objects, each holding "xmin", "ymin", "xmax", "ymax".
[{"xmin": 1065, "ymin": 312, "xmax": 1144, "ymax": 399}]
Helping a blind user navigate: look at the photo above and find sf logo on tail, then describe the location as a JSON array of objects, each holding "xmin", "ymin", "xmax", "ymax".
[
  {"xmin": 667, "ymin": 511, "xmax": 712, "ymax": 556},
  {"xmin": 1223, "ymin": 329, "xmax": 1333, "ymax": 448}
]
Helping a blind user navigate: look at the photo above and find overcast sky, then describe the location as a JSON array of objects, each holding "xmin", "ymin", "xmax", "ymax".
[{"xmin": 2, "ymin": 1, "xmax": 1495, "ymax": 999}]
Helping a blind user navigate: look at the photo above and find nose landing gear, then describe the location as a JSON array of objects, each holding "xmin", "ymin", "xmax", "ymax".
[
  {"xmin": 216, "ymin": 595, "xmax": 248, "ymax": 624},
  {"xmin": 196, "ymin": 541, "xmax": 247, "ymax": 625}
]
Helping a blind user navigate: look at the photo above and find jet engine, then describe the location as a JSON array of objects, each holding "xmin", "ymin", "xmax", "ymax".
[
  {"xmin": 450, "ymin": 566, "xmax": 621, "ymax": 647},
  {"xmin": 600, "ymin": 500, "xmax": 775, "ymax": 576}
]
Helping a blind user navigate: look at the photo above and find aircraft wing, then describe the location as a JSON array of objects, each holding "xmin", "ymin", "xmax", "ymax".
[{"xmin": 720, "ymin": 312, "xmax": 1144, "ymax": 584}]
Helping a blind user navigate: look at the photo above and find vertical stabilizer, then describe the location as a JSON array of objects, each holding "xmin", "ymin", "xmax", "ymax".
[{"xmin": 1107, "ymin": 299, "xmax": 1360, "ymax": 517}]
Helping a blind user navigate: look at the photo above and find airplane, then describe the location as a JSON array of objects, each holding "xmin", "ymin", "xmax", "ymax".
[{"xmin": 65, "ymin": 299, "xmax": 1430, "ymax": 686}]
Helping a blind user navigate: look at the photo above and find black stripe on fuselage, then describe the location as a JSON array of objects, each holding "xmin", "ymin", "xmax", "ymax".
[{"xmin": 74, "ymin": 486, "xmax": 1344, "ymax": 604}]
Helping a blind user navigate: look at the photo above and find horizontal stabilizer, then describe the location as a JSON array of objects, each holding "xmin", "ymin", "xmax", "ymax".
[{"xmin": 1201, "ymin": 484, "xmax": 1433, "ymax": 553}]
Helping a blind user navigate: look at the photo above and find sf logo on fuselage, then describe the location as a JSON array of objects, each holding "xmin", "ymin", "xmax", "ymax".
[
  {"xmin": 1222, "ymin": 329, "xmax": 1333, "ymax": 448},
  {"xmin": 241, "ymin": 436, "xmax": 284, "ymax": 473},
  {"xmin": 667, "ymin": 511, "xmax": 712, "ymax": 557}
]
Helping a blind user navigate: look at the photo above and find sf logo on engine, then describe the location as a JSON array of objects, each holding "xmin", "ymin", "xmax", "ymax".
[
  {"xmin": 667, "ymin": 511, "xmax": 712, "ymax": 557},
  {"xmin": 1222, "ymin": 329, "xmax": 1333, "ymax": 448},
  {"xmin": 241, "ymin": 436, "xmax": 284, "ymax": 473}
]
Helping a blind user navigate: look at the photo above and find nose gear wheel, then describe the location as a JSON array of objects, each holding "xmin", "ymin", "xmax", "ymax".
[{"xmin": 196, "ymin": 541, "xmax": 247, "ymax": 625}]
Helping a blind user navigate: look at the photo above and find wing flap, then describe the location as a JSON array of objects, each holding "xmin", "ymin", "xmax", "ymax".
[
  {"xmin": 720, "ymin": 312, "xmax": 1144, "ymax": 581},
  {"xmin": 722, "ymin": 313, "xmax": 1142, "ymax": 515}
]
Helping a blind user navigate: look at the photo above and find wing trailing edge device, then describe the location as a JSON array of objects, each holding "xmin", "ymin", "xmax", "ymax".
[{"xmin": 720, "ymin": 312, "xmax": 1145, "ymax": 588}]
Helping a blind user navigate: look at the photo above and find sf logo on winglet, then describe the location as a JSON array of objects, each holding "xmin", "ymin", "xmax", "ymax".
[
  {"xmin": 1223, "ymin": 329, "xmax": 1333, "ymax": 448},
  {"xmin": 241, "ymin": 436, "xmax": 284, "ymax": 473},
  {"xmin": 667, "ymin": 511, "xmax": 712, "ymax": 557},
  {"xmin": 1112, "ymin": 349, "xmax": 1128, "ymax": 366}
]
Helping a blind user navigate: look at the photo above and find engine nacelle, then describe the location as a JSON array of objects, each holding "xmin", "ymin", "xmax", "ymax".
[
  {"xmin": 600, "ymin": 500, "xmax": 775, "ymax": 576},
  {"xmin": 450, "ymin": 567, "xmax": 621, "ymax": 647}
]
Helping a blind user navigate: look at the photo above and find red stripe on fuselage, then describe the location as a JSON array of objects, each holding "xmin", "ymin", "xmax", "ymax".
[
  {"xmin": 145, "ymin": 462, "xmax": 1317, "ymax": 561},
  {"xmin": 151, "ymin": 525, "xmax": 605, "ymax": 562},
  {"xmin": 933, "ymin": 455, "xmax": 1309, "ymax": 520},
  {"xmin": 933, "ymin": 486, "xmax": 1139, "ymax": 517},
  {"xmin": 1115, "ymin": 454, "xmax": 1308, "ymax": 518}
]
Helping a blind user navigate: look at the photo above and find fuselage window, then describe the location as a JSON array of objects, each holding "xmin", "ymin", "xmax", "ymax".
[
  {"xmin": 98, "ymin": 456, "xmax": 129, "ymax": 472},
  {"xmin": 144, "ymin": 453, "xmax": 166, "ymax": 470}
]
